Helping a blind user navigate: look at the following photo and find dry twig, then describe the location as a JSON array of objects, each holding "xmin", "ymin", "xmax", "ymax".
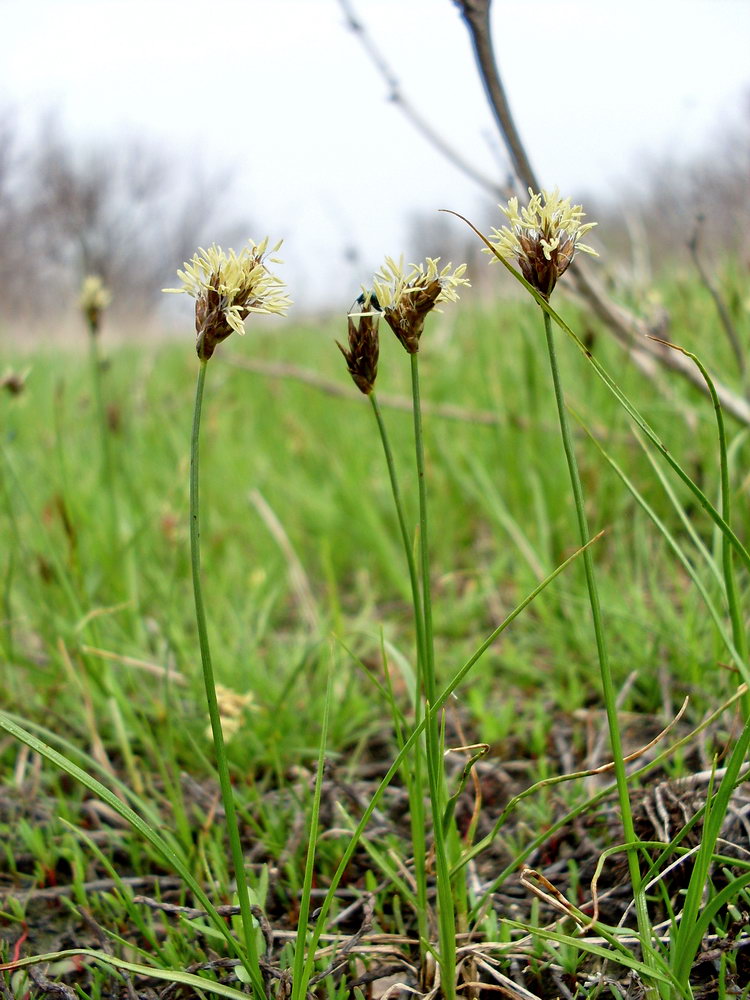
[{"xmin": 225, "ymin": 355, "xmax": 501, "ymax": 425}]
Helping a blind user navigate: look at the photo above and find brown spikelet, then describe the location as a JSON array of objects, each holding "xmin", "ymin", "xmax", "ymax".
[
  {"xmin": 383, "ymin": 278, "xmax": 442, "ymax": 354},
  {"xmin": 195, "ymin": 272, "xmax": 243, "ymax": 361},
  {"xmin": 165, "ymin": 242, "xmax": 291, "ymax": 362},
  {"xmin": 337, "ymin": 312, "xmax": 379, "ymax": 394},
  {"xmin": 0, "ymin": 370, "xmax": 27, "ymax": 396},
  {"xmin": 517, "ymin": 232, "xmax": 577, "ymax": 300},
  {"xmin": 486, "ymin": 189, "xmax": 598, "ymax": 299}
]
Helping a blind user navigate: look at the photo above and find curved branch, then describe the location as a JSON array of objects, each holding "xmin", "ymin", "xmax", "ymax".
[
  {"xmin": 453, "ymin": 0, "xmax": 750, "ymax": 426},
  {"xmin": 453, "ymin": 0, "xmax": 539, "ymax": 190},
  {"xmin": 337, "ymin": 0, "xmax": 507, "ymax": 199}
]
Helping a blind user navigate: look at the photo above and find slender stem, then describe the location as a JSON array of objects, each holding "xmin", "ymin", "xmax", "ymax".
[
  {"xmin": 88, "ymin": 326, "xmax": 142, "ymax": 639},
  {"xmin": 541, "ymin": 310, "xmax": 656, "ymax": 982},
  {"xmin": 369, "ymin": 393, "xmax": 426, "ymax": 677},
  {"xmin": 369, "ymin": 392, "xmax": 429, "ymax": 943},
  {"xmin": 409, "ymin": 354, "xmax": 456, "ymax": 1000},
  {"xmin": 705, "ymin": 359, "xmax": 749, "ymax": 701},
  {"xmin": 190, "ymin": 360, "xmax": 265, "ymax": 998},
  {"xmin": 410, "ymin": 354, "xmax": 436, "ymax": 705},
  {"xmin": 637, "ymin": 338, "xmax": 749, "ymax": 703},
  {"xmin": 88, "ymin": 327, "xmax": 119, "ymax": 551},
  {"xmin": 303, "ymin": 536, "xmax": 594, "ymax": 969}
]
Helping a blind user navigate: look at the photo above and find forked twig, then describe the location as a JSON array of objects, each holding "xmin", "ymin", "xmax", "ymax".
[
  {"xmin": 338, "ymin": 0, "xmax": 750, "ymax": 427},
  {"xmin": 519, "ymin": 868, "xmax": 587, "ymax": 927},
  {"xmin": 452, "ymin": 0, "xmax": 539, "ymax": 189}
]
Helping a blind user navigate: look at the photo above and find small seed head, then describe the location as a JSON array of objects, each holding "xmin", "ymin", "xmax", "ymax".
[
  {"xmin": 79, "ymin": 275, "xmax": 112, "ymax": 333},
  {"xmin": 338, "ymin": 292, "xmax": 380, "ymax": 394},
  {"xmin": 1, "ymin": 368, "xmax": 29, "ymax": 396}
]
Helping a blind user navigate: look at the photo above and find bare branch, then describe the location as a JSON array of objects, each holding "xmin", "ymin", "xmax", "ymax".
[
  {"xmin": 337, "ymin": 0, "xmax": 508, "ymax": 200},
  {"xmin": 452, "ymin": 0, "xmax": 539, "ymax": 190},
  {"xmin": 225, "ymin": 355, "xmax": 501, "ymax": 425},
  {"xmin": 453, "ymin": 0, "xmax": 750, "ymax": 426}
]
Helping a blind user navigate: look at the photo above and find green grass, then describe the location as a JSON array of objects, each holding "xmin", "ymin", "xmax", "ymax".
[{"xmin": 2, "ymin": 266, "xmax": 750, "ymax": 996}]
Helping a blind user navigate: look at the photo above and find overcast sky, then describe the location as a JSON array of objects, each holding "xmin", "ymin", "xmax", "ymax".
[{"xmin": 3, "ymin": 0, "xmax": 750, "ymax": 311}]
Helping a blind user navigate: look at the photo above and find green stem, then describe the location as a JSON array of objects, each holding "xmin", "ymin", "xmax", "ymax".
[
  {"xmin": 303, "ymin": 535, "xmax": 595, "ymax": 975},
  {"xmin": 369, "ymin": 393, "xmax": 427, "ymax": 685},
  {"xmin": 409, "ymin": 354, "xmax": 456, "ymax": 1000},
  {"xmin": 88, "ymin": 328, "xmax": 119, "ymax": 552},
  {"xmin": 653, "ymin": 340, "xmax": 748, "ymax": 680},
  {"xmin": 410, "ymin": 355, "xmax": 436, "ymax": 705},
  {"xmin": 190, "ymin": 360, "xmax": 266, "ymax": 999},
  {"xmin": 694, "ymin": 349, "xmax": 749, "ymax": 694},
  {"xmin": 88, "ymin": 326, "xmax": 141, "ymax": 638},
  {"xmin": 541, "ymin": 310, "xmax": 656, "ymax": 985},
  {"xmin": 369, "ymin": 392, "xmax": 429, "ymax": 944}
]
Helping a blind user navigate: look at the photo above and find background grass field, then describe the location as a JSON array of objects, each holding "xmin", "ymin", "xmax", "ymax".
[{"xmin": 2, "ymin": 266, "xmax": 750, "ymax": 995}]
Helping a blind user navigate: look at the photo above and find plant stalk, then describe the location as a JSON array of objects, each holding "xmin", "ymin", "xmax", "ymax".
[
  {"xmin": 369, "ymin": 392, "xmax": 429, "ymax": 944},
  {"xmin": 409, "ymin": 354, "xmax": 457, "ymax": 1000},
  {"xmin": 541, "ymin": 310, "xmax": 656, "ymax": 985},
  {"xmin": 190, "ymin": 359, "xmax": 266, "ymax": 999},
  {"xmin": 88, "ymin": 326, "xmax": 119, "ymax": 554},
  {"xmin": 410, "ymin": 355, "xmax": 436, "ymax": 705}
]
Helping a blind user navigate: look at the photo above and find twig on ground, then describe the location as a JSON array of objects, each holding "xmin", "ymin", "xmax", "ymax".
[
  {"xmin": 24, "ymin": 875, "xmax": 182, "ymax": 902},
  {"xmin": 80, "ymin": 646, "xmax": 187, "ymax": 686},
  {"xmin": 308, "ymin": 894, "xmax": 376, "ymax": 985},
  {"xmin": 28, "ymin": 967, "xmax": 78, "ymax": 1000},
  {"xmin": 225, "ymin": 355, "xmax": 501, "ymax": 426}
]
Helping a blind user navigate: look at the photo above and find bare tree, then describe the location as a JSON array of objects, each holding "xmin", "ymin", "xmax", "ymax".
[{"xmin": 0, "ymin": 109, "xmax": 252, "ymax": 330}]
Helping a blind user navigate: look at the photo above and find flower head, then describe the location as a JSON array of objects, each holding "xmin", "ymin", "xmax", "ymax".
[
  {"xmin": 79, "ymin": 275, "xmax": 112, "ymax": 333},
  {"xmin": 487, "ymin": 188, "xmax": 598, "ymax": 298},
  {"xmin": 338, "ymin": 291, "xmax": 380, "ymax": 394},
  {"xmin": 372, "ymin": 256, "xmax": 469, "ymax": 354},
  {"xmin": 164, "ymin": 239, "xmax": 291, "ymax": 361}
]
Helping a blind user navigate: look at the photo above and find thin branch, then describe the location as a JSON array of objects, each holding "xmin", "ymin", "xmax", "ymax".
[
  {"xmin": 452, "ymin": 0, "xmax": 539, "ymax": 189},
  {"xmin": 337, "ymin": 0, "xmax": 508, "ymax": 199},
  {"xmin": 571, "ymin": 262, "xmax": 750, "ymax": 424},
  {"xmin": 224, "ymin": 355, "xmax": 501, "ymax": 425},
  {"xmin": 26, "ymin": 875, "xmax": 183, "ymax": 901},
  {"xmin": 689, "ymin": 219, "xmax": 747, "ymax": 386},
  {"xmin": 452, "ymin": 0, "xmax": 750, "ymax": 426}
]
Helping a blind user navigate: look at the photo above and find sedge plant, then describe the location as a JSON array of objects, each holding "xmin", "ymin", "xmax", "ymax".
[
  {"xmin": 338, "ymin": 257, "xmax": 472, "ymax": 999},
  {"xmin": 446, "ymin": 189, "xmax": 750, "ymax": 994},
  {"xmin": 79, "ymin": 275, "xmax": 115, "ymax": 540},
  {"xmin": 79, "ymin": 275, "xmax": 145, "ymax": 650},
  {"xmin": 164, "ymin": 239, "xmax": 291, "ymax": 996},
  {"xmin": 499, "ymin": 190, "xmax": 660, "ymax": 982},
  {"xmin": 447, "ymin": 190, "xmax": 660, "ymax": 986}
]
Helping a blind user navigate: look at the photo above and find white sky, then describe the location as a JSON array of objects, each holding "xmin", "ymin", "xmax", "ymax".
[{"xmin": 2, "ymin": 0, "xmax": 750, "ymax": 311}]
